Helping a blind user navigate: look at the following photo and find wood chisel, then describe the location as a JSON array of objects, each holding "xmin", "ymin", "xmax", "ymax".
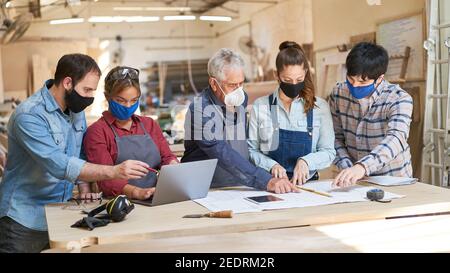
[{"xmin": 183, "ymin": 210, "xmax": 233, "ymax": 218}]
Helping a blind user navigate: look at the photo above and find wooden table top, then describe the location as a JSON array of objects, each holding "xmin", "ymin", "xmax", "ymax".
[
  {"xmin": 44, "ymin": 215, "xmax": 450, "ymax": 253},
  {"xmin": 45, "ymin": 182, "xmax": 450, "ymax": 250}
]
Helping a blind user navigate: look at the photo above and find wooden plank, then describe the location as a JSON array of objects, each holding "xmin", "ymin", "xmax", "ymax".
[
  {"xmin": 45, "ymin": 182, "xmax": 450, "ymax": 250},
  {"xmin": 1, "ymin": 40, "xmax": 87, "ymax": 93},
  {"xmin": 404, "ymin": 86, "xmax": 421, "ymax": 123},
  {"xmin": 350, "ymin": 32, "xmax": 376, "ymax": 46},
  {"xmin": 44, "ymin": 215, "xmax": 450, "ymax": 253},
  {"xmin": 244, "ymin": 81, "xmax": 278, "ymax": 105},
  {"xmin": 317, "ymin": 51, "xmax": 348, "ymax": 98},
  {"xmin": 31, "ymin": 55, "xmax": 52, "ymax": 94}
]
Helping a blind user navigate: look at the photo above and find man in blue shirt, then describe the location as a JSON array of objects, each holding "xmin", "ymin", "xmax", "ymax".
[
  {"xmin": 182, "ymin": 48, "xmax": 296, "ymax": 194},
  {"xmin": 0, "ymin": 54, "xmax": 150, "ymax": 253}
]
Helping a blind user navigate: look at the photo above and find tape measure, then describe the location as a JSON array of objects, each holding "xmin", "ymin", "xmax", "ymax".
[{"xmin": 367, "ymin": 189, "xmax": 391, "ymax": 203}]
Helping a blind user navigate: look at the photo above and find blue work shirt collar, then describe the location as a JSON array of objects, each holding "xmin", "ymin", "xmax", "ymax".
[{"xmin": 42, "ymin": 79, "xmax": 62, "ymax": 113}]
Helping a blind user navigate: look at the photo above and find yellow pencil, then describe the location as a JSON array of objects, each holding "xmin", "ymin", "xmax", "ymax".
[{"xmin": 296, "ymin": 186, "xmax": 333, "ymax": 198}]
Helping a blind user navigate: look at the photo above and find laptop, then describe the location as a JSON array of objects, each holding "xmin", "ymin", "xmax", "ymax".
[{"xmin": 131, "ymin": 159, "xmax": 218, "ymax": 207}]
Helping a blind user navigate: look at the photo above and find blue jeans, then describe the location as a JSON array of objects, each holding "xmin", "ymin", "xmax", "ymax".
[{"xmin": 0, "ymin": 217, "xmax": 49, "ymax": 253}]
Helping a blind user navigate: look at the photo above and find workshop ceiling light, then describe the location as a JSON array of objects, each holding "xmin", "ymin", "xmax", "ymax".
[
  {"xmin": 113, "ymin": 7, "xmax": 191, "ymax": 12},
  {"xmin": 199, "ymin": 16, "xmax": 232, "ymax": 22},
  {"xmin": 88, "ymin": 16, "xmax": 160, "ymax": 23},
  {"xmin": 50, "ymin": 18, "xmax": 85, "ymax": 25}
]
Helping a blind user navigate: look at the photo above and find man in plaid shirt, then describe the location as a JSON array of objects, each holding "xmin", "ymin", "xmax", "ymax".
[{"xmin": 329, "ymin": 42, "xmax": 413, "ymax": 187}]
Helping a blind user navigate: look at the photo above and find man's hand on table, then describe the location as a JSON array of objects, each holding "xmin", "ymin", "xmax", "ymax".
[
  {"xmin": 332, "ymin": 163, "xmax": 366, "ymax": 188},
  {"xmin": 267, "ymin": 177, "xmax": 300, "ymax": 194}
]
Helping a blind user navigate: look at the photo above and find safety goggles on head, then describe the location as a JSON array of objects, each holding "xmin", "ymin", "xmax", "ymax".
[{"xmin": 108, "ymin": 67, "xmax": 140, "ymax": 82}]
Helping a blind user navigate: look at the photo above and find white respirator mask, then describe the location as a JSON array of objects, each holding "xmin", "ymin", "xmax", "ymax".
[{"xmin": 215, "ymin": 79, "xmax": 245, "ymax": 107}]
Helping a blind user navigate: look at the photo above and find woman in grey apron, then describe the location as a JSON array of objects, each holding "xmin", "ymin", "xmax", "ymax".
[
  {"xmin": 84, "ymin": 66, "xmax": 178, "ymax": 200},
  {"xmin": 248, "ymin": 41, "xmax": 336, "ymax": 185}
]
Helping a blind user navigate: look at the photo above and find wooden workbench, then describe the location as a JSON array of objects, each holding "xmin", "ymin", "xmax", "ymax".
[
  {"xmin": 45, "ymin": 182, "xmax": 450, "ymax": 251},
  {"xmin": 44, "ymin": 215, "xmax": 450, "ymax": 253}
]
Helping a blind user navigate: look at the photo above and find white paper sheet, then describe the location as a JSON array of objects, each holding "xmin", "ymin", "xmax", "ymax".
[
  {"xmin": 194, "ymin": 180, "xmax": 405, "ymax": 214},
  {"xmin": 361, "ymin": 176, "xmax": 417, "ymax": 186},
  {"xmin": 194, "ymin": 187, "xmax": 266, "ymax": 213}
]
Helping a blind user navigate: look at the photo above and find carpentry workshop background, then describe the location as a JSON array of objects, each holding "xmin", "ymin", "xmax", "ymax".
[{"xmin": 0, "ymin": 0, "xmax": 450, "ymax": 257}]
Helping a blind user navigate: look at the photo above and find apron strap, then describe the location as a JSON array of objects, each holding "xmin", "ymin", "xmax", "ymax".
[
  {"xmin": 105, "ymin": 117, "xmax": 149, "ymax": 138},
  {"xmin": 105, "ymin": 118, "xmax": 120, "ymax": 138},
  {"xmin": 268, "ymin": 94, "xmax": 279, "ymax": 129},
  {"xmin": 137, "ymin": 119, "xmax": 149, "ymax": 136},
  {"xmin": 269, "ymin": 93, "xmax": 314, "ymax": 135},
  {"xmin": 269, "ymin": 94, "xmax": 276, "ymax": 106},
  {"xmin": 306, "ymin": 109, "xmax": 313, "ymax": 135}
]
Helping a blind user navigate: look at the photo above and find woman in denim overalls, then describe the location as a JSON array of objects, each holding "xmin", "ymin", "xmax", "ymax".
[{"xmin": 248, "ymin": 41, "xmax": 336, "ymax": 186}]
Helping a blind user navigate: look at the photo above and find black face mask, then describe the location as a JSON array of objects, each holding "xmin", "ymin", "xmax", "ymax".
[
  {"xmin": 280, "ymin": 81, "xmax": 305, "ymax": 99},
  {"xmin": 65, "ymin": 88, "xmax": 94, "ymax": 113}
]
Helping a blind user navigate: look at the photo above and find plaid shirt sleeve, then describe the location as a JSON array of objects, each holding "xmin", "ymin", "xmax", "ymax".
[
  {"xmin": 357, "ymin": 91, "xmax": 413, "ymax": 176},
  {"xmin": 329, "ymin": 86, "xmax": 354, "ymax": 169}
]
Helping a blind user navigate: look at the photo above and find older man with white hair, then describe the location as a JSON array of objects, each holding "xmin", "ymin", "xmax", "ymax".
[{"xmin": 182, "ymin": 48, "xmax": 297, "ymax": 194}]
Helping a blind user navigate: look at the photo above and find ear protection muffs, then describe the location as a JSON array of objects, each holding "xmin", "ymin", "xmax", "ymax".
[
  {"xmin": 106, "ymin": 195, "xmax": 135, "ymax": 222},
  {"xmin": 87, "ymin": 195, "xmax": 135, "ymax": 222}
]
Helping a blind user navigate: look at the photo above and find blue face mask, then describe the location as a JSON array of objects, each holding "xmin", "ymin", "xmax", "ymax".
[
  {"xmin": 109, "ymin": 99, "xmax": 139, "ymax": 120},
  {"xmin": 346, "ymin": 78, "xmax": 377, "ymax": 99}
]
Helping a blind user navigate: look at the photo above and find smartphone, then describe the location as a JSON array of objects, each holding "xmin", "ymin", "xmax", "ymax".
[{"xmin": 245, "ymin": 195, "xmax": 284, "ymax": 204}]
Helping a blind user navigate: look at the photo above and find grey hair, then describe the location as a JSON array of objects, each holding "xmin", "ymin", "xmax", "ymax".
[{"xmin": 207, "ymin": 48, "xmax": 245, "ymax": 81}]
